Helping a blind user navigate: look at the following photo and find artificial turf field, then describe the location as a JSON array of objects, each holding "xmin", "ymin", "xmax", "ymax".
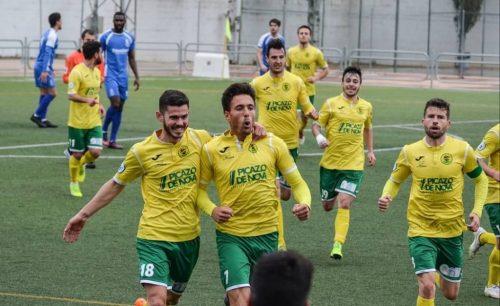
[{"xmin": 0, "ymin": 76, "xmax": 498, "ymax": 306}]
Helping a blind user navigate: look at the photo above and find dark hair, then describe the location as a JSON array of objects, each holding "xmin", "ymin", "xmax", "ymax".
[
  {"xmin": 297, "ymin": 25, "xmax": 312, "ymax": 35},
  {"xmin": 48, "ymin": 12, "xmax": 61, "ymax": 27},
  {"xmin": 251, "ymin": 251, "xmax": 314, "ymax": 306},
  {"xmin": 159, "ymin": 90, "xmax": 190, "ymax": 113},
  {"xmin": 269, "ymin": 18, "xmax": 281, "ymax": 27},
  {"xmin": 424, "ymin": 98, "xmax": 450, "ymax": 119},
  {"xmin": 266, "ymin": 38, "xmax": 286, "ymax": 57},
  {"xmin": 81, "ymin": 29, "xmax": 95, "ymax": 40},
  {"xmin": 342, "ymin": 66, "xmax": 362, "ymax": 83},
  {"xmin": 82, "ymin": 41, "xmax": 101, "ymax": 60},
  {"xmin": 221, "ymin": 83, "xmax": 255, "ymax": 112},
  {"xmin": 113, "ymin": 11, "xmax": 126, "ymax": 19}
]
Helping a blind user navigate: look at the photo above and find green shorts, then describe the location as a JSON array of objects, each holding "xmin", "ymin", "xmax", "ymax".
[
  {"xmin": 485, "ymin": 203, "xmax": 500, "ymax": 236},
  {"xmin": 408, "ymin": 235, "xmax": 463, "ymax": 283},
  {"xmin": 216, "ymin": 230, "xmax": 277, "ymax": 291},
  {"xmin": 298, "ymin": 95, "xmax": 315, "ymax": 110},
  {"xmin": 68, "ymin": 126, "xmax": 103, "ymax": 153},
  {"xmin": 278, "ymin": 148, "xmax": 299, "ymax": 189},
  {"xmin": 136, "ymin": 237, "xmax": 200, "ymax": 294},
  {"xmin": 320, "ymin": 167, "xmax": 364, "ymax": 200}
]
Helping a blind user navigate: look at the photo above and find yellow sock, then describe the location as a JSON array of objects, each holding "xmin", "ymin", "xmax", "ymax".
[
  {"xmin": 277, "ymin": 202, "xmax": 286, "ymax": 250},
  {"xmin": 487, "ymin": 247, "xmax": 500, "ymax": 286},
  {"xmin": 80, "ymin": 151, "xmax": 96, "ymax": 165},
  {"xmin": 416, "ymin": 295, "xmax": 434, "ymax": 306},
  {"xmin": 434, "ymin": 273, "xmax": 441, "ymax": 288},
  {"xmin": 69, "ymin": 156, "xmax": 80, "ymax": 183},
  {"xmin": 334, "ymin": 208, "xmax": 350, "ymax": 244},
  {"xmin": 480, "ymin": 232, "xmax": 497, "ymax": 245}
]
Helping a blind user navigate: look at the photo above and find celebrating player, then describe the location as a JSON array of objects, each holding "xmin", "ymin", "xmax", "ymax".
[
  {"xmin": 378, "ymin": 98, "xmax": 488, "ymax": 306},
  {"xmin": 469, "ymin": 123, "xmax": 499, "ymax": 299},
  {"xmin": 66, "ymin": 41, "xmax": 104, "ymax": 197},
  {"xmin": 30, "ymin": 12, "xmax": 62, "ymax": 128},
  {"xmin": 256, "ymin": 18, "xmax": 284, "ymax": 76},
  {"xmin": 312, "ymin": 66, "xmax": 375, "ymax": 260},
  {"xmin": 250, "ymin": 38, "xmax": 317, "ymax": 250},
  {"xmin": 196, "ymin": 82, "xmax": 311, "ymax": 306},
  {"xmin": 287, "ymin": 25, "xmax": 329, "ymax": 144},
  {"xmin": 100, "ymin": 11, "xmax": 140, "ymax": 149}
]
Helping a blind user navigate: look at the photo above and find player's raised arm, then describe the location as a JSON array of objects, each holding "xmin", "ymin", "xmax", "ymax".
[{"xmin": 63, "ymin": 179, "xmax": 125, "ymax": 243}]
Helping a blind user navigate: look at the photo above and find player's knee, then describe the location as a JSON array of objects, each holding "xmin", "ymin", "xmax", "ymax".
[
  {"xmin": 418, "ymin": 279, "xmax": 436, "ymax": 297},
  {"xmin": 337, "ymin": 197, "xmax": 351, "ymax": 209},
  {"xmin": 72, "ymin": 152, "xmax": 83, "ymax": 159},
  {"xmin": 89, "ymin": 149, "xmax": 101, "ymax": 159},
  {"xmin": 147, "ymin": 293, "xmax": 167, "ymax": 306},
  {"xmin": 442, "ymin": 289, "xmax": 458, "ymax": 301},
  {"xmin": 166, "ymin": 291, "xmax": 181, "ymax": 305}
]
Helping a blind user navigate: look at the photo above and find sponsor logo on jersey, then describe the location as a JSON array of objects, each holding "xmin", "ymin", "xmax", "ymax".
[
  {"xmin": 476, "ymin": 141, "xmax": 485, "ymax": 151},
  {"xmin": 415, "ymin": 155, "xmax": 426, "ymax": 167},
  {"xmin": 293, "ymin": 63, "xmax": 310, "ymax": 70},
  {"xmin": 338, "ymin": 122, "xmax": 363, "ymax": 135},
  {"xmin": 160, "ymin": 167, "xmax": 196, "ymax": 191},
  {"xmin": 117, "ymin": 162, "xmax": 126, "ymax": 173},
  {"xmin": 229, "ymin": 164, "xmax": 267, "ymax": 186},
  {"xmin": 440, "ymin": 153, "xmax": 453, "ymax": 165},
  {"xmin": 266, "ymin": 100, "xmax": 292, "ymax": 111},
  {"xmin": 419, "ymin": 177, "xmax": 454, "ymax": 192},
  {"xmin": 152, "ymin": 154, "xmax": 162, "ymax": 161}
]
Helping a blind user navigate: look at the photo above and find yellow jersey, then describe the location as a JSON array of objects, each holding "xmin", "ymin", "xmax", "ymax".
[
  {"xmin": 286, "ymin": 44, "xmax": 328, "ymax": 96},
  {"xmin": 67, "ymin": 63, "xmax": 101, "ymax": 129},
  {"xmin": 317, "ymin": 94, "xmax": 373, "ymax": 170},
  {"xmin": 113, "ymin": 128, "xmax": 212, "ymax": 242},
  {"xmin": 475, "ymin": 124, "xmax": 499, "ymax": 204},
  {"xmin": 200, "ymin": 132, "xmax": 303, "ymax": 237},
  {"xmin": 389, "ymin": 136, "xmax": 482, "ymax": 238},
  {"xmin": 250, "ymin": 71, "xmax": 314, "ymax": 149}
]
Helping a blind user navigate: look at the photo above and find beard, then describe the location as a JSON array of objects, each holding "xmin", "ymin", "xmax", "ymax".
[
  {"xmin": 163, "ymin": 122, "xmax": 185, "ymax": 141},
  {"xmin": 424, "ymin": 126, "xmax": 446, "ymax": 139}
]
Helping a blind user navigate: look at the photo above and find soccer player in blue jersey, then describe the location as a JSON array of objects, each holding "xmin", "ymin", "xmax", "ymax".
[
  {"xmin": 30, "ymin": 12, "xmax": 62, "ymax": 128},
  {"xmin": 100, "ymin": 11, "xmax": 140, "ymax": 149},
  {"xmin": 256, "ymin": 18, "xmax": 284, "ymax": 76}
]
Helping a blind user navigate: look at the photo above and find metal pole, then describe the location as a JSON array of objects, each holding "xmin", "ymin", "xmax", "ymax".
[
  {"xmin": 393, "ymin": 0, "xmax": 399, "ymax": 73},
  {"xmin": 459, "ymin": 7, "xmax": 465, "ymax": 78},
  {"xmin": 357, "ymin": 0, "xmax": 362, "ymax": 50},
  {"xmin": 80, "ymin": 0, "xmax": 84, "ymax": 36},
  {"xmin": 426, "ymin": 0, "xmax": 431, "ymax": 55},
  {"xmin": 480, "ymin": 2, "xmax": 486, "ymax": 76},
  {"xmin": 39, "ymin": 0, "xmax": 43, "ymax": 38},
  {"xmin": 320, "ymin": 0, "xmax": 326, "ymax": 48},
  {"xmin": 197, "ymin": 0, "xmax": 201, "ymax": 52},
  {"xmin": 282, "ymin": 0, "xmax": 287, "ymax": 39}
]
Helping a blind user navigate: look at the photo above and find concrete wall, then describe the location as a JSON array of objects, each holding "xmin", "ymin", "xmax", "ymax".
[{"xmin": 0, "ymin": 0, "xmax": 498, "ymax": 62}]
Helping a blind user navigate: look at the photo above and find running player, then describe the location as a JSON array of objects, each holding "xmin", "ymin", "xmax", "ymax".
[
  {"xmin": 469, "ymin": 123, "xmax": 499, "ymax": 299},
  {"xmin": 287, "ymin": 25, "xmax": 329, "ymax": 144},
  {"xmin": 312, "ymin": 66, "xmax": 375, "ymax": 259},
  {"xmin": 256, "ymin": 18, "xmax": 284, "ymax": 76},
  {"xmin": 30, "ymin": 12, "xmax": 62, "ymax": 128},
  {"xmin": 197, "ymin": 82, "xmax": 311, "ymax": 306},
  {"xmin": 66, "ymin": 41, "xmax": 104, "ymax": 197},
  {"xmin": 100, "ymin": 11, "xmax": 140, "ymax": 149},
  {"xmin": 250, "ymin": 38, "xmax": 318, "ymax": 250},
  {"xmin": 378, "ymin": 98, "xmax": 488, "ymax": 306}
]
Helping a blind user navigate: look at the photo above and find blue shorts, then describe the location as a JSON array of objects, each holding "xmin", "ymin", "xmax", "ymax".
[
  {"xmin": 105, "ymin": 78, "xmax": 128, "ymax": 101},
  {"xmin": 34, "ymin": 68, "xmax": 55, "ymax": 88}
]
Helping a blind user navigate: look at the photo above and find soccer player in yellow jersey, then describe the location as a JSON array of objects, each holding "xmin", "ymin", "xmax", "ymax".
[
  {"xmin": 196, "ymin": 83, "xmax": 311, "ymax": 306},
  {"xmin": 63, "ymin": 90, "xmax": 213, "ymax": 306},
  {"xmin": 378, "ymin": 98, "xmax": 488, "ymax": 306},
  {"xmin": 311, "ymin": 66, "xmax": 375, "ymax": 260},
  {"xmin": 66, "ymin": 41, "xmax": 105, "ymax": 197},
  {"xmin": 469, "ymin": 123, "xmax": 500, "ymax": 299},
  {"xmin": 250, "ymin": 38, "xmax": 318, "ymax": 250},
  {"xmin": 286, "ymin": 25, "xmax": 329, "ymax": 144}
]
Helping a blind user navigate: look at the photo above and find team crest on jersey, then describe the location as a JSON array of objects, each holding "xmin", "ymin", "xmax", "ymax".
[
  {"xmin": 178, "ymin": 146, "xmax": 189, "ymax": 158},
  {"xmin": 248, "ymin": 143, "xmax": 258, "ymax": 153},
  {"xmin": 282, "ymin": 83, "xmax": 290, "ymax": 92},
  {"xmin": 440, "ymin": 153, "xmax": 453, "ymax": 165},
  {"xmin": 305, "ymin": 52, "xmax": 310, "ymax": 58},
  {"xmin": 477, "ymin": 141, "xmax": 486, "ymax": 151},
  {"xmin": 357, "ymin": 107, "xmax": 364, "ymax": 114}
]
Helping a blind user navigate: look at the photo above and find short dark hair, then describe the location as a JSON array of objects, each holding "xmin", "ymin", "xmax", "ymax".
[
  {"xmin": 113, "ymin": 11, "xmax": 126, "ymax": 19},
  {"xmin": 159, "ymin": 90, "xmax": 190, "ymax": 113},
  {"xmin": 342, "ymin": 66, "xmax": 362, "ymax": 83},
  {"xmin": 269, "ymin": 18, "xmax": 281, "ymax": 27},
  {"xmin": 424, "ymin": 98, "xmax": 450, "ymax": 119},
  {"xmin": 251, "ymin": 251, "xmax": 314, "ymax": 306},
  {"xmin": 48, "ymin": 12, "xmax": 61, "ymax": 27},
  {"xmin": 81, "ymin": 29, "xmax": 95, "ymax": 40},
  {"xmin": 266, "ymin": 38, "xmax": 286, "ymax": 57},
  {"xmin": 82, "ymin": 41, "xmax": 101, "ymax": 60},
  {"xmin": 221, "ymin": 83, "xmax": 255, "ymax": 112},
  {"xmin": 297, "ymin": 25, "xmax": 312, "ymax": 35}
]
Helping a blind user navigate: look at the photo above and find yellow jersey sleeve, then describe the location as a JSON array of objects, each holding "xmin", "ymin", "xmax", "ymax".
[
  {"xmin": 390, "ymin": 146, "xmax": 412, "ymax": 184},
  {"xmin": 297, "ymin": 79, "xmax": 314, "ymax": 115},
  {"xmin": 67, "ymin": 69, "xmax": 81, "ymax": 95},
  {"xmin": 274, "ymin": 135, "xmax": 297, "ymax": 174},
  {"xmin": 199, "ymin": 143, "xmax": 214, "ymax": 189},
  {"xmin": 113, "ymin": 145, "xmax": 144, "ymax": 185},
  {"xmin": 475, "ymin": 130, "xmax": 498, "ymax": 160},
  {"xmin": 365, "ymin": 104, "xmax": 373, "ymax": 129},
  {"xmin": 315, "ymin": 49, "xmax": 328, "ymax": 69},
  {"xmin": 464, "ymin": 144, "xmax": 481, "ymax": 176},
  {"xmin": 317, "ymin": 99, "xmax": 331, "ymax": 128}
]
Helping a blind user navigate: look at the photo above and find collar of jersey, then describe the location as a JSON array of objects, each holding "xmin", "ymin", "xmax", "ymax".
[
  {"xmin": 222, "ymin": 130, "xmax": 253, "ymax": 147},
  {"xmin": 340, "ymin": 94, "xmax": 360, "ymax": 105},
  {"xmin": 153, "ymin": 129, "xmax": 186, "ymax": 146},
  {"xmin": 422, "ymin": 135, "xmax": 448, "ymax": 148}
]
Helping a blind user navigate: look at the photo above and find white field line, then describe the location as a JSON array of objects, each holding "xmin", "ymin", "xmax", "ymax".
[{"xmin": 0, "ymin": 119, "xmax": 496, "ymax": 152}]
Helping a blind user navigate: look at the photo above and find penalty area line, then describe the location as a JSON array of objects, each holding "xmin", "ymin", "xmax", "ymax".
[{"xmin": 0, "ymin": 291, "xmax": 129, "ymax": 306}]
